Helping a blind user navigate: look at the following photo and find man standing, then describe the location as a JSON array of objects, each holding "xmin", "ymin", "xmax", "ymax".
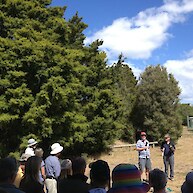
[
  {"xmin": 45, "ymin": 143, "xmax": 63, "ymax": 193},
  {"xmin": 136, "ymin": 131, "xmax": 152, "ymax": 181},
  {"xmin": 161, "ymin": 134, "xmax": 175, "ymax": 181}
]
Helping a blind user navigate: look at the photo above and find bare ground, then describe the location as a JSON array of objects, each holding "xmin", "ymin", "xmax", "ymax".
[{"xmin": 87, "ymin": 128, "xmax": 193, "ymax": 193}]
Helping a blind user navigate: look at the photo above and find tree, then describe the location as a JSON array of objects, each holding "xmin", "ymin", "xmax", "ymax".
[
  {"xmin": 132, "ymin": 65, "xmax": 182, "ymax": 142},
  {"xmin": 108, "ymin": 54, "xmax": 137, "ymax": 142},
  {"xmin": 0, "ymin": 0, "xmax": 122, "ymax": 157},
  {"xmin": 177, "ymin": 103, "xmax": 193, "ymax": 125}
]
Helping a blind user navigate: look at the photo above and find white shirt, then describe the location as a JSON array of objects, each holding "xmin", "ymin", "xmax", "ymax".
[{"xmin": 25, "ymin": 147, "xmax": 35, "ymax": 156}]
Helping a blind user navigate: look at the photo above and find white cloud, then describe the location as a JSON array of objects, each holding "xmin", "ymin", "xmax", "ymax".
[
  {"xmin": 85, "ymin": 0, "xmax": 193, "ymax": 60},
  {"xmin": 164, "ymin": 56, "xmax": 193, "ymax": 103}
]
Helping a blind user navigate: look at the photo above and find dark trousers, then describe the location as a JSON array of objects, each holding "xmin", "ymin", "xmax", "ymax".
[{"xmin": 163, "ymin": 155, "xmax": 174, "ymax": 178}]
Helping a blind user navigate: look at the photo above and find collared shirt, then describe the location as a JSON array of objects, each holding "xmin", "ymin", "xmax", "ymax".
[
  {"xmin": 136, "ymin": 139, "xmax": 150, "ymax": 158},
  {"xmin": 45, "ymin": 155, "xmax": 61, "ymax": 178}
]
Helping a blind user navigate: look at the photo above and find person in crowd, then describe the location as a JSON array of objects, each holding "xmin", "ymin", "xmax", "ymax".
[
  {"xmin": 161, "ymin": 134, "xmax": 175, "ymax": 181},
  {"xmin": 59, "ymin": 159, "xmax": 72, "ymax": 180},
  {"xmin": 45, "ymin": 143, "xmax": 63, "ymax": 193},
  {"xmin": 108, "ymin": 164, "xmax": 150, "ymax": 193},
  {"xmin": 58, "ymin": 157, "xmax": 89, "ymax": 193},
  {"xmin": 19, "ymin": 156, "xmax": 44, "ymax": 193},
  {"xmin": 35, "ymin": 148, "xmax": 46, "ymax": 184},
  {"xmin": 25, "ymin": 138, "xmax": 38, "ymax": 156},
  {"xmin": 0, "ymin": 157, "xmax": 24, "ymax": 193},
  {"xmin": 136, "ymin": 131, "xmax": 152, "ymax": 181},
  {"xmin": 181, "ymin": 172, "xmax": 193, "ymax": 193},
  {"xmin": 149, "ymin": 169, "xmax": 167, "ymax": 193},
  {"xmin": 89, "ymin": 160, "xmax": 110, "ymax": 193},
  {"xmin": 14, "ymin": 153, "xmax": 31, "ymax": 188}
]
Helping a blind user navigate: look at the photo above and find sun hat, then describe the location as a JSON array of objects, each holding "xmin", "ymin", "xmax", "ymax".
[
  {"xmin": 61, "ymin": 159, "xmax": 72, "ymax": 170},
  {"xmin": 108, "ymin": 164, "xmax": 149, "ymax": 193},
  {"xmin": 27, "ymin": 138, "xmax": 38, "ymax": 147},
  {"xmin": 181, "ymin": 172, "xmax": 193, "ymax": 193},
  {"xmin": 19, "ymin": 153, "xmax": 31, "ymax": 162},
  {"xmin": 50, "ymin": 143, "xmax": 63, "ymax": 155}
]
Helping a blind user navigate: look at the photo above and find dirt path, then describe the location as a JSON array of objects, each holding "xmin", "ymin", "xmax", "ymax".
[{"xmin": 88, "ymin": 128, "xmax": 193, "ymax": 193}]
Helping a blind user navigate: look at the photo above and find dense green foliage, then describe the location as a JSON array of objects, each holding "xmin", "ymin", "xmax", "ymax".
[
  {"xmin": 0, "ymin": 0, "xmax": 185, "ymax": 157},
  {"xmin": 109, "ymin": 55, "xmax": 137, "ymax": 142},
  {"xmin": 132, "ymin": 65, "xmax": 182, "ymax": 142},
  {"xmin": 0, "ymin": 0, "xmax": 124, "ymax": 156},
  {"xmin": 177, "ymin": 103, "xmax": 193, "ymax": 125}
]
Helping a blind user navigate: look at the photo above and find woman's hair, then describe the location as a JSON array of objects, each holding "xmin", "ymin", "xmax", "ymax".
[
  {"xmin": 34, "ymin": 148, "xmax": 44, "ymax": 158},
  {"xmin": 23, "ymin": 156, "xmax": 42, "ymax": 183}
]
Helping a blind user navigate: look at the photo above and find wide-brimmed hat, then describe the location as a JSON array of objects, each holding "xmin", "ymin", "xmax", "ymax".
[
  {"xmin": 108, "ymin": 164, "xmax": 149, "ymax": 193},
  {"xmin": 181, "ymin": 172, "xmax": 193, "ymax": 193},
  {"xmin": 61, "ymin": 159, "xmax": 72, "ymax": 170},
  {"xmin": 27, "ymin": 138, "xmax": 38, "ymax": 147},
  {"xmin": 19, "ymin": 153, "xmax": 31, "ymax": 162},
  {"xmin": 50, "ymin": 143, "xmax": 63, "ymax": 155}
]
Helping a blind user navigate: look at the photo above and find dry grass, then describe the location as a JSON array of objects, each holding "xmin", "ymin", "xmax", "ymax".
[{"xmin": 87, "ymin": 128, "xmax": 193, "ymax": 193}]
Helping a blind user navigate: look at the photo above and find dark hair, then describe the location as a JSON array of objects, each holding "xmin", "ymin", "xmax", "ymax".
[
  {"xmin": 0, "ymin": 157, "xmax": 18, "ymax": 183},
  {"xmin": 72, "ymin": 157, "xmax": 86, "ymax": 175},
  {"xmin": 149, "ymin": 169, "xmax": 167, "ymax": 191},
  {"xmin": 23, "ymin": 156, "xmax": 42, "ymax": 183},
  {"xmin": 90, "ymin": 160, "xmax": 110, "ymax": 187}
]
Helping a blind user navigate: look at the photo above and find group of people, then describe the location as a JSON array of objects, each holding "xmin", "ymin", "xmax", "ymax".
[
  {"xmin": 0, "ymin": 135, "xmax": 192, "ymax": 193},
  {"xmin": 136, "ymin": 132, "xmax": 175, "ymax": 182}
]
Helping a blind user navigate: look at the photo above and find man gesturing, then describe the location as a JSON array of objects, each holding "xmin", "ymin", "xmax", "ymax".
[{"xmin": 136, "ymin": 131, "xmax": 152, "ymax": 181}]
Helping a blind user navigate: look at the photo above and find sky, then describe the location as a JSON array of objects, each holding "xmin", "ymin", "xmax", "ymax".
[{"xmin": 51, "ymin": 0, "xmax": 193, "ymax": 104}]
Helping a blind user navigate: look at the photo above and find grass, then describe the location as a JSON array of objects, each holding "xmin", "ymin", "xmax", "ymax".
[{"xmin": 86, "ymin": 128, "xmax": 193, "ymax": 193}]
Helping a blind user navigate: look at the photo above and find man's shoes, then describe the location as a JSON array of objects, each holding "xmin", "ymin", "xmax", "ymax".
[{"xmin": 169, "ymin": 177, "xmax": 174, "ymax": 181}]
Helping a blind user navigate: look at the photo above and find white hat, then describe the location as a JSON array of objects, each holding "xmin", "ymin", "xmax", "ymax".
[
  {"xmin": 50, "ymin": 143, "xmax": 63, "ymax": 155},
  {"xmin": 27, "ymin": 138, "xmax": 38, "ymax": 147}
]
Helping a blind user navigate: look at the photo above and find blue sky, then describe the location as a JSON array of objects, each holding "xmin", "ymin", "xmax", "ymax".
[{"xmin": 51, "ymin": 0, "xmax": 193, "ymax": 104}]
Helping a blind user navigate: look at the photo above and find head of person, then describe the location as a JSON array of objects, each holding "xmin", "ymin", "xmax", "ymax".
[
  {"xmin": 19, "ymin": 153, "xmax": 31, "ymax": 172},
  {"xmin": 149, "ymin": 169, "xmax": 167, "ymax": 192},
  {"xmin": 181, "ymin": 172, "xmax": 193, "ymax": 193},
  {"xmin": 50, "ymin": 143, "xmax": 63, "ymax": 157},
  {"xmin": 90, "ymin": 160, "xmax": 110, "ymax": 189},
  {"xmin": 0, "ymin": 157, "xmax": 18, "ymax": 184},
  {"xmin": 164, "ymin": 134, "xmax": 171, "ymax": 142},
  {"xmin": 141, "ymin": 132, "xmax": 147, "ymax": 141},
  {"xmin": 24, "ymin": 156, "xmax": 42, "ymax": 182},
  {"xmin": 72, "ymin": 157, "xmax": 86, "ymax": 175},
  {"xmin": 35, "ymin": 148, "xmax": 44, "ymax": 158},
  {"xmin": 27, "ymin": 138, "xmax": 38, "ymax": 149},
  {"xmin": 108, "ymin": 164, "xmax": 149, "ymax": 193},
  {"xmin": 60, "ymin": 159, "xmax": 72, "ymax": 179}
]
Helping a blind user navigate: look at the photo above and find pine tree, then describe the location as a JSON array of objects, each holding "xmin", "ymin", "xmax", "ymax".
[
  {"xmin": 132, "ymin": 65, "xmax": 182, "ymax": 142},
  {"xmin": 0, "ymin": 0, "xmax": 122, "ymax": 156}
]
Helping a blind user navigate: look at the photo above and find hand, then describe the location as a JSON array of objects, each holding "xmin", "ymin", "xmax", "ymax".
[{"xmin": 144, "ymin": 146, "xmax": 148, "ymax": 150}]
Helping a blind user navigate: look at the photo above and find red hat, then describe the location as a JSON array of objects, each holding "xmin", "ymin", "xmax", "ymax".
[{"xmin": 141, "ymin": 132, "xmax": 146, "ymax": 136}]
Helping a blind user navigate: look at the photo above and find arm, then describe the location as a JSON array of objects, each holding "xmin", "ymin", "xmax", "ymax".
[
  {"xmin": 136, "ymin": 141, "xmax": 147, "ymax": 151},
  {"xmin": 136, "ymin": 146, "xmax": 147, "ymax": 151},
  {"xmin": 53, "ymin": 159, "xmax": 61, "ymax": 178},
  {"xmin": 41, "ymin": 166, "xmax": 46, "ymax": 180}
]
